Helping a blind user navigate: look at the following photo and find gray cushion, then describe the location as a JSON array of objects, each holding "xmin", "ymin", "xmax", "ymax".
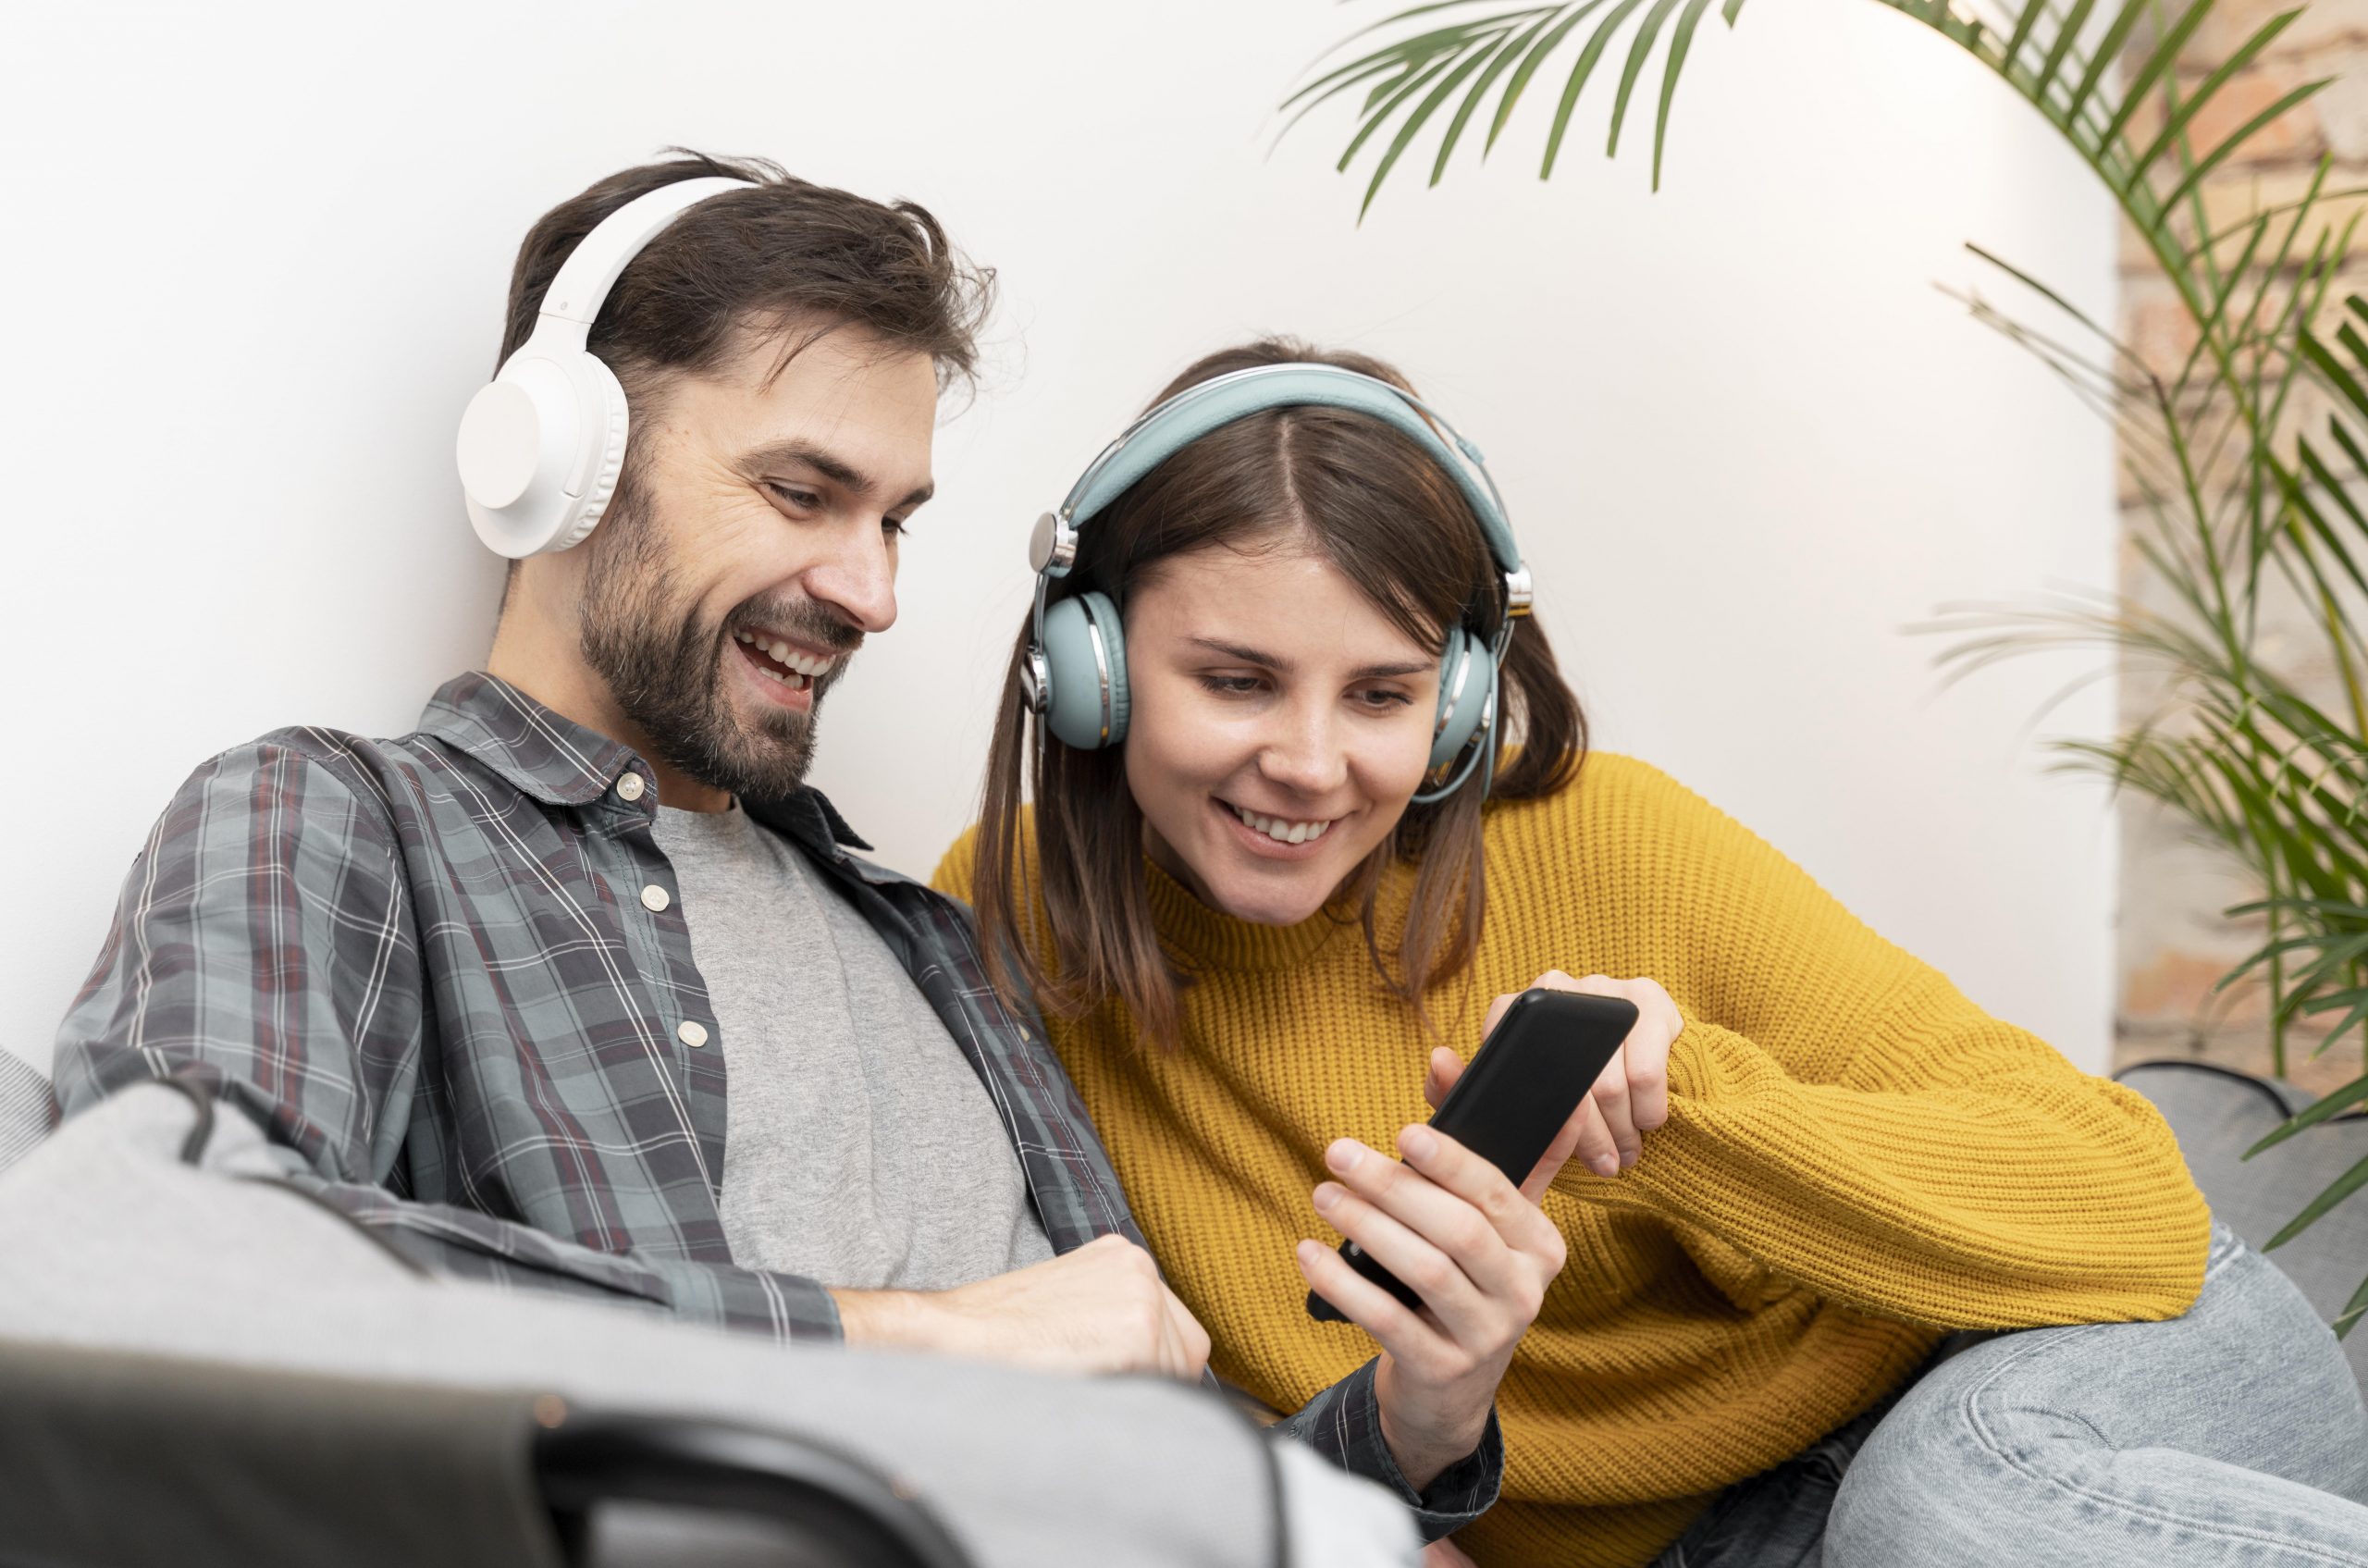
[
  {"xmin": 2117, "ymin": 1059, "xmax": 2368, "ymax": 1390},
  {"xmin": 0, "ymin": 1051, "xmax": 50, "ymax": 1179},
  {"xmin": 0, "ymin": 1084, "xmax": 1412, "ymax": 1567}
]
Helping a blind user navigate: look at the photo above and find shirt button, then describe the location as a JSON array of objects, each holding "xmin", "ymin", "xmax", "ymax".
[
  {"xmin": 616, "ymin": 772, "xmax": 646, "ymax": 803},
  {"xmin": 677, "ymin": 1019, "xmax": 709, "ymax": 1049},
  {"xmin": 641, "ymin": 884, "xmax": 671, "ymax": 912}
]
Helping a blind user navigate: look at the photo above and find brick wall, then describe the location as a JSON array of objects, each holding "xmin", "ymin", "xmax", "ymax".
[{"xmin": 2115, "ymin": 0, "xmax": 2368, "ymax": 1095}]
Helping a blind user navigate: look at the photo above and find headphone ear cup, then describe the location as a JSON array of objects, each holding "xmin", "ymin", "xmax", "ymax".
[
  {"xmin": 458, "ymin": 352, "xmax": 573, "ymax": 558},
  {"xmin": 1039, "ymin": 591, "xmax": 1129, "ymax": 749},
  {"xmin": 1428, "ymin": 626, "xmax": 1492, "ymax": 774},
  {"xmin": 545, "ymin": 353, "xmax": 630, "ymax": 554},
  {"xmin": 1090, "ymin": 591, "xmax": 1131, "ymax": 746},
  {"xmin": 458, "ymin": 346, "xmax": 629, "ymax": 558}
]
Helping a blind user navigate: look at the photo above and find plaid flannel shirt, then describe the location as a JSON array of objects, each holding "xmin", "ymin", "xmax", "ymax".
[{"xmin": 53, "ymin": 671, "xmax": 1497, "ymax": 1535}]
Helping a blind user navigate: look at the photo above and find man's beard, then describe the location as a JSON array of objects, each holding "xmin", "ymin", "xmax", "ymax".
[{"xmin": 578, "ymin": 490, "xmax": 861, "ymax": 802}]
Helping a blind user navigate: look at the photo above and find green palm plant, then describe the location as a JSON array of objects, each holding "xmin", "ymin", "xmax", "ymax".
[{"xmin": 1286, "ymin": 0, "xmax": 2368, "ymax": 1336}]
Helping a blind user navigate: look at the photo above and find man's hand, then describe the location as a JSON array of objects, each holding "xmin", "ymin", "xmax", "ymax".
[
  {"xmin": 1294, "ymin": 1123, "xmax": 1566, "ymax": 1493},
  {"xmin": 833, "ymin": 1234, "xmax": 1211, "ymax": 1382},
  {"xmin": 1436, "ymin": 970, "xmax": 1683, "ymax": 1193}
]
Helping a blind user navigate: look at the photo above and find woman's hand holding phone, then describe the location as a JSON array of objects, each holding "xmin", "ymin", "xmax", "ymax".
[
  {"xmin": 1292, "ymin": 1122, "xmax": 1567, "ymax": 1493},
  {"xmin": 1448, "ymin": 969, "xmax": 1682, "ymax": 1188},
  {"xmin": 1290, "ymin": 969, "xmax": 1682, "ymax": 1490}
]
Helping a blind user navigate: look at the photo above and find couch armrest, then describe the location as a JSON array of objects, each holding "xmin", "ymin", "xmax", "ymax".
[{"xmin": 2115, "ymin": 1059, "xmax": 2367, "ymax": 1393}]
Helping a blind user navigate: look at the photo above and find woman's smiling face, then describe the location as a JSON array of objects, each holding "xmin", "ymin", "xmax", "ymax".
[{"xmin": 1121, "ymin": 538, "xmax": 1442, "ymax": 926}]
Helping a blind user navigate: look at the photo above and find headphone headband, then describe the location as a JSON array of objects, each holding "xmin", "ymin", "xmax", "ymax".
[
  {"xmin": 1042, "ymin": 364, "xmax": 1527, "ymax": 591},
  {"xmin": 531, "ymin": 175, "xmax": 755, "ymax": 349}
]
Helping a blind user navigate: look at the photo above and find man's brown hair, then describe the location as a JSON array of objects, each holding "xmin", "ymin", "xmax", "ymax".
[
  {"xmin": 490, "ymin": 150, "xmax": 991, "ymax": 599},
  {"xmin": 968, "ymin": 338, "xmax": 1587, "ymax": 1050},
  {"xmin": 499, "ymin": 147, "xmax": 993, "ymax": 399}
]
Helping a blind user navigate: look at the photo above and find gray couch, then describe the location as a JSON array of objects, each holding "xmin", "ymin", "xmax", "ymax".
[
  {"xmin": 2115, "ymin": 1059, "xmax": 2367, "ymax": 1389},
  {"xmin": 0, "ymin": 1061, "xmax": 1410, "ymax": 1568},
  {"xmin": 1, "ymin": 1049, "xmax": 2361, "ymax": 1565}
]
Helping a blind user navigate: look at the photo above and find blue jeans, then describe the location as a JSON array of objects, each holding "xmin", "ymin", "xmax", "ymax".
[{"xmin": 1650, "ymin": 1223, "xmax": 2368, "ymax": 1567}]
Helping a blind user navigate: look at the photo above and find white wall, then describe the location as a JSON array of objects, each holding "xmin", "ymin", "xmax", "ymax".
[{"xmin": 0, "ymin": 1, "xmax": 2116, "ymax": 1078}]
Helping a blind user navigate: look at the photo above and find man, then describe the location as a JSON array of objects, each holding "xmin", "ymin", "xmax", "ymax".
[{"xmin": 51, "ymin": 152, "xmax": 1496, "ymax": 1539}]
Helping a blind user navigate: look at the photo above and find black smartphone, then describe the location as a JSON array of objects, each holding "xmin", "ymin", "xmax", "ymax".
[{"xmin": 1306, "ymin": 987, "xmax": 1638, "ymax": 1324}]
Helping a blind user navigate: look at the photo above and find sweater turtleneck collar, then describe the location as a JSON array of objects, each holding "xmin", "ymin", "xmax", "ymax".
[{"xmin": 1141, "ymin": 853, "xmax": 1416, "ymax": 975}]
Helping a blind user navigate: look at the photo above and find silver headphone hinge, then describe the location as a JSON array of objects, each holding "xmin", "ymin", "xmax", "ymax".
[
  {"xmin": 1020, "ymin": 646, "xmax": 1052, "ymax": 716},
  {"xmin": 1030, "ymin": 511, "xmax": 1078, "ymax": 577},
  {"xmin": 1503, "ymin": 565, "xmax": 1534, "ymax": 620}
]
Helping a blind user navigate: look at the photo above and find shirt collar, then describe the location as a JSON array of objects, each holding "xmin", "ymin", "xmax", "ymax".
[
  {"xmin": 416, "ymin": 672, "xmax": 874, "ymax": 855},
  {"xmin": 744, "ymin": 790, "xmax": 876, "ymax": 861}
]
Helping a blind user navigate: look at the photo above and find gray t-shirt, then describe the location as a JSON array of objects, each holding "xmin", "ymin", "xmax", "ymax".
[{"xmin": 649, "ymin": 804, "xmax": 1053, "ymax": 1291}]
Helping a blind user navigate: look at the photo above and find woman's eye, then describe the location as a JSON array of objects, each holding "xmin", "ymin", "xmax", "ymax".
[
  {"xmin": 1355, "ymin": 688, "xmax": 1415, "ymax": 710},
  {"xmin": 1200, "ymin": 675, "xmax": 1264, "ymax": 697}
]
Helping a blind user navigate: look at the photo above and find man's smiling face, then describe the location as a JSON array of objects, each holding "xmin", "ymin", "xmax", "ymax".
[{"xmin": 577, "ymin": 324, "xmax": 939, "ymax": 801}]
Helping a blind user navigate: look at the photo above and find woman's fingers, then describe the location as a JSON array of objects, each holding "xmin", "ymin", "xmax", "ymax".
[
  {"xmin": 1301, "ymin": 1133, "xmax": 1561, "ymax": 1403},
  {"xmin": 1460, "ymin": 971, "xmax": 1685, "ymax": 1183},
  {"xmin": 1295, "ymin": 1237, "xmax": 1436, "ymax": 1360},
  {"xmin": 1595, "ymin": 980, "xmax": 1679, "ymax": 1166},
  {"xmin": 1628, "ymin": 1000, "xmax": 1674, "ymax": 1133},
  {"xmin": 1568, "ymin": 1090, "xmax": 1622, "ymax": 1178},
  {"xmin": 1315, "ymin": 1147, "xmax": 1501, "ymax": 1312},
  {"xmin": 1565, "ymin": 974, "xmax": 1684, "ymax": 1176},
  {"xmin": 1398, "ymin": 1124, "xmax": 1564, "ymax": 1280},
  {"xmin": 1591, "ymin": 1039, "xmax": 1640, "ymax": 1167},
  {"xmin": 1423, "ymin": 1046, "xmax": 1462, "ymax": 1114}
]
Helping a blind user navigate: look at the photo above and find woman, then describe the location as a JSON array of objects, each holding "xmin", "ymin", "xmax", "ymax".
[{"xmin": 933, "ymin": 340, "xmax": 2368, "ymax": 1567}]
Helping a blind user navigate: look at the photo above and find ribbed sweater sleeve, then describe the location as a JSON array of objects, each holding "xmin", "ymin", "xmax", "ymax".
[{"xmin": 1549, "ymin": 759, "xmax": 2211, "ymax": 1330}]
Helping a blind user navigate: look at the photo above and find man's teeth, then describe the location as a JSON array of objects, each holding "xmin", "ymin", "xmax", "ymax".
[
  {"xmin": 734, "ymin": 629, "xmax": 832, "ymax": 680},
  {"xmin": 1227, "ymin": 803, "xmax": 1334, "ymax": 845}
]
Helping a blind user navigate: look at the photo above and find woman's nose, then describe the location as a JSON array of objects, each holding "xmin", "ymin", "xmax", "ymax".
[{"xmin": 1257, "ymin": 705, "xmax": 1349, "ymax": 797}]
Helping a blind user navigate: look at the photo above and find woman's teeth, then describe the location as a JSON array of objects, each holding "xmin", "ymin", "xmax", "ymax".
[
  {"xmin": 1228, "ymin": 803, "xmax": 1334, "ymax": 845},
  {"xmin": 734, "ymin": 629, "xmax": 832, "ymax": 688}
]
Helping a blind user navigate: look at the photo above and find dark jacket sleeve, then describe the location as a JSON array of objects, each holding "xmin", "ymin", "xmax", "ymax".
[{"xmin": 1270, "ymin": 1360, "xmax": 1501, "ymax": 1542}]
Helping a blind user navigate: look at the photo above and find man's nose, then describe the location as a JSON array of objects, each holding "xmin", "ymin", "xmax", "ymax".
[{"xmin": 804, "ymin": 519, "xmax": 898, "ymax": 634}]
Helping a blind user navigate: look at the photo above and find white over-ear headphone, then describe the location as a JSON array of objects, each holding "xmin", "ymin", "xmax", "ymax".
[{"xmin": 455, "ymin": 176, "xmax": 754, "ymax": 559}]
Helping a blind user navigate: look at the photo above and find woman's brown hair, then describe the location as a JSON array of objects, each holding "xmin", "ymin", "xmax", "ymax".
[{"xmin": 971, "ymin": 339, "xmax": 1586, "ymax": 1047}]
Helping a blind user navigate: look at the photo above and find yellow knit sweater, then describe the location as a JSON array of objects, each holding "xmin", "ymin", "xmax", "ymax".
[{"xmin": 932, "ymin": 754, "xmax": 2210, "ymax": 1568}]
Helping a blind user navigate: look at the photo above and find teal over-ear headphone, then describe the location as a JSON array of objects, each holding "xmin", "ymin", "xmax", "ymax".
[{"xmin": 1019, "ymin": 363, "xmax": 1534, "ymax": 805}]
